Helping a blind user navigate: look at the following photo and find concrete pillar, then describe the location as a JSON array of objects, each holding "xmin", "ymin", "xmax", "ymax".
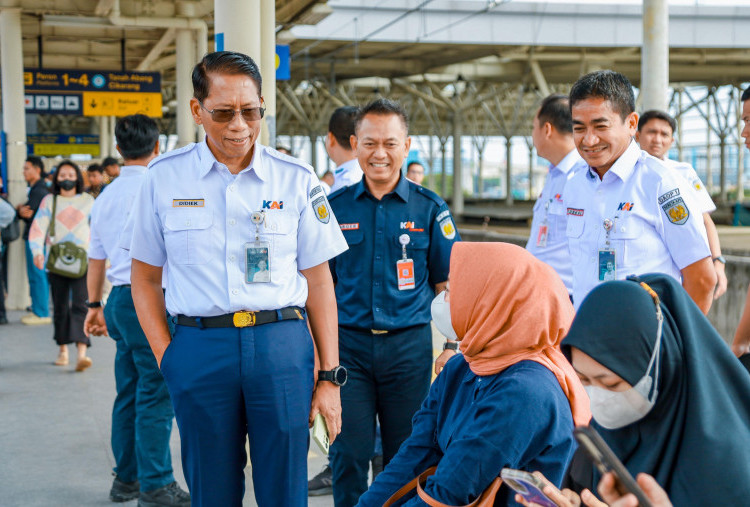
[
  {"xmin": 719, "ymin": 135, "xmax": 727, "ymax": 203},
  {"xmin": 309, "ymin": 134, "xmax": 317, "ymax": 173},
  {"xmin": 451, "ymin": 115, "xmax": 463, "ymax": 215},
  {"xmin": 260, "ymin": 0, "xmax": 276, "ymax": 147},
  {"xmin": 641, "ymin": 0, "xmax": 669, "ymax": 111},
  {"xmin": 706, "ymin": 98, "xmax": 713, "ymax": 194},
  {"xmin": 528, "ymin": 143, "xmax": 534, "ymax": 199},
  {"xmin": 176, "ymin": 28, "xmax": 196, "ymax": 147},
  {"xmin": 98, "ymin": 116, "xmax": 110, "ymax": 158},
  {"xmin": 738, "ymin": 87, "xmax": 746, "ymax": 203},
  {"xmin": 215, "ymin": 0, "xmax": 261, "ymax": 58},
  {"xmin": 440, "ymin": 142, "xmax": 447, "ymax": 197},
  {"xmin": 1, "ymin": 7, "xmax": 31, "ymax": 310},
  {"xmin": 505, "ymin": 136, "xmax": 514, "ymax": 205},
  {"xmin": 427, "ymin": 135, "xmax": 435, "ymax": 190},
  {"xmin": 677, "ymin": 89, "xmax": 684, "ymax": 161}
]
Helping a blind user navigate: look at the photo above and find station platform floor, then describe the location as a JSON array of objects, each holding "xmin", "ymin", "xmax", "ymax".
[{"xmin": 0, "ymin": 310, "xmax": 445, "ymax": 506}]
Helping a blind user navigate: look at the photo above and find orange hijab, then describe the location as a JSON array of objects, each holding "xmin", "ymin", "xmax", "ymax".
[{"xmin": 450, "ymin": 242, "xmax": 590, "ymax": 426}]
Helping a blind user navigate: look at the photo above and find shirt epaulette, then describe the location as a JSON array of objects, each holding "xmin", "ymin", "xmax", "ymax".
[
  {"xmin": 327, "ymin": 185, "xmax": 353, "ymax": 202},
  {"xmin": 414, "ymin": 184, "xmax": 447, "ymax": 207},
  {"xmin": 148, "ymin": 143, "xmax": 199, "ymax": 169},
  {"xmin": 264, "ymin": 146, "xmax": 316, "ymax": 175}
]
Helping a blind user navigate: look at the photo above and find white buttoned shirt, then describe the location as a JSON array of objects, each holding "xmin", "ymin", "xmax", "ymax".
[
  {"xmin": 123, "ymin": 141, "xmax": 348, "ymax": 317},
  {"xmin": 526, "ymin": 149, "xmax": 587, "ymax": 293},
  {"xmin": 563, "ymin": 141, "xmax": 710, "ymax": 309},
  {"xmin": 331, "ymin": 158, "xmax": 363, "ymax": 193},
  {"xmin": 89, "ymin": 165, "xmax": 149, "ymax": 286},
  {"xmin": 662, "ymin": 158, "xmax": 716, "ymax": 214}
]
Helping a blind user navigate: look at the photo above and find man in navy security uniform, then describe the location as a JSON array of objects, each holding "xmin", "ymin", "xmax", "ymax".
[
  {"xmin": 327, "ymin": 99, "xmax": 459, "ymax": 506},
  {"xmin": 125, "ymin": 51, "xmax": 348, "ymax": 506}
]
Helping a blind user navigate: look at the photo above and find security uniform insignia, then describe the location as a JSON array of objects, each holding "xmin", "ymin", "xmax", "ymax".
[
  {"xmin": 659, "ymin": 188, "xmax": 689, "ymax": 225},
  {"xmin": 310, "ymin": 185, "xmax": 331, "ymax": 224},
  {"xmin": 436, "ymin": 210, "xmax": 456, "ymax": 240}
]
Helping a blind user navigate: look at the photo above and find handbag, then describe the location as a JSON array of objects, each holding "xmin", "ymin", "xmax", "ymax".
[
  {"xmin": 0, "ymin": 196, "xmax": 20, "ymax": 243},
  {"xmin": 383, "ymin": 466, "xmax": 503, "ymax": 507},
  {"xmin": 45, "ymin": 195, "xmax": 88, "ymax": 278}
]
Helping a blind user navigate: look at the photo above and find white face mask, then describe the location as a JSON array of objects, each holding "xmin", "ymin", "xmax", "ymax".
[
  {"xmin": 431, "ymin": 291, "xmax": 458, "ymax": 341},
  {"xmin": 586, "ymin": 311, "xmax": 663, "ymax": 430}
]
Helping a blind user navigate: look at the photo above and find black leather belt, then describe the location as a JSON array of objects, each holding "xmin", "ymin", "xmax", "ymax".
[{"xmin": 176, "ymin": 306, "xmax": 305, "ymax": 328}]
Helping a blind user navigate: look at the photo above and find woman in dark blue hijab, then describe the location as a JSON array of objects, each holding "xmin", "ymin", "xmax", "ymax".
[{"xmin": 562, "ymin": 273, "xmax": 750, "ymax": 506}]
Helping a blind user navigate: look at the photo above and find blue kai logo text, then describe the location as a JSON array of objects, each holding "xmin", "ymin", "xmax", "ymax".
[{"xmin": 262, "ymin": 200, "xmax": 284, "ymax": 210}]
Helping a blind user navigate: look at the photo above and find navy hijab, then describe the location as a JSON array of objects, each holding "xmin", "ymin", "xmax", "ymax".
[{"xmin": 562, "ymin": 274, "xmax": 750, "ymax": 506}]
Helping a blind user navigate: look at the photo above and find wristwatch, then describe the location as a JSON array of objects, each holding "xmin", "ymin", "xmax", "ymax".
[
  {"xmin": 85, "ymin": 300, "xmax": 103, "ymax": 309},
  {"xmin": 318, "ymin": 365, "xmax": 348, "ymax": 386},
  {"xmin": 443, "ymin": 341, "xmax": 459, "ymax": 351},
  {"xmin": 712, "ymin": 256, "xmax": 726, "ymax": 264}
]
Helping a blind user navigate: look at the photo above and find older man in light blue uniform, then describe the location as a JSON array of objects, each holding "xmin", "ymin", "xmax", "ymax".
[
  {"xmin": 123, "ymin": 52, "xmax": 348, "ymax": 506},
  {"xmin": 85, "ymin": 114, "xmax": 189, "ymax": 506}
]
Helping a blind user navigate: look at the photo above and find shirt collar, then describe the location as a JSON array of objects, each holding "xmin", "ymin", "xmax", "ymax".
[
  {"xmin": 197, "ymin": 139, "xmax": 265, "ymax": 181},
  {"xmin": 335, "ymin": 158, "xmax": 360, "ymax": 175},
  {"xmin": 352, "ymin": 174, "xmax": 410, "ymax": 202},
  {"xmin": 587, "ymin": 139, "xmax": 640, "ymax": 182},
  {"xmin": 553, "ymin": 149, "xmax": 584, "ymax": 175},
  {"xmin": 120, "ymin": 165, "xmax": 147, "ymax": 177}
]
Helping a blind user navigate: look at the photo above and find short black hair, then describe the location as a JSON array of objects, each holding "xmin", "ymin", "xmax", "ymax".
[
  {"xmin": 407, "ymin": 161, "xmax": 424, "ymax": 171},
  {"xmin": 355, "ymin": 99, "xmax": 409, "ymax": 134},
  {"xmin": 192, "ymin": 51, "xmax": 262, "ymax": 102},
  {"xmin": 52, "ymin": 160, "xmax": 84, "ymax": 195},
  {"xmin": 86, "ymin": 163, "xmax": 103, "ymax": 174},
  {"xmin": 569, "ymin": 70, "xmax": 635, "ymax": 120},
  {"xmin": 102, "ymin": 156, "xmax": 119, "ymax": 168},
  {"xmin": 115, "ymin": 114, "xmax": 160, "ymax": 160},
  {"xmin": 537, "ymin": 94, "xmax": 573, "ymax": 134},
  {"xmin": 638, "ymin": 110, "xmax": 676, "ymax": 134},
  {"xmin": 25, "ymin": 156, "xmax": 45, "ymax": 176},
  {"xmin": 742, "ymin": 87, "xmax": 750, "ymax": 102},
  {"xmin": 328, "ymin": 106, "xmax": 359, "ymax": 150}
]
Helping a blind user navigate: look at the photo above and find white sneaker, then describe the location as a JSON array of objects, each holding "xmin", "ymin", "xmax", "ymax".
[{"xmin": 21, "ymin": 314, "xmax": 52, "ymax": 325}]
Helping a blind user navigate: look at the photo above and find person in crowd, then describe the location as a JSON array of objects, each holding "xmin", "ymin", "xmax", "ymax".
[
  {"xmin": 636, "ymin": 110, "xmax": 727, "ymax": 299},
  {"xmin": 17, "ymin": 156, "xmax": 51, "ymax": 325},
  {"xmin": 102, "ymin": 156, "xmax": 121, "ymax": 180},
  {"xmin": 124, "ymin": 51, "xmax": 347, "ymax": 505},
  {"xmin": 320, "ymin": 170, "xmax": 335, "ymax": 195},
  {"xmin": 85, "ymin": 163, "xmax": 106, "ymax": 198},
  {"xmin": 275, "ymin": 144, "xmax": 293, "ymax": 156},
  {"xmin": 84, "ymin": 115, "xmax": 190, "ymax": 506},
  {"xmin": 732, "ymin": 88, "xmax": 750, "ymax": 357},
  {"xmin": 327, "ymin": 98, "xmax": 460, "ymax": 507},
  {"xmin": 564, "ymin": 70, "xmax": 715, "ymax": 313},
  {"xmin": 527, "ymin": 94, "xmax": 587, "ymax": 295},
  {"xmin": 0, "ymin": 195, "xmax": 16, "ymax": 324},
  {"xmin": 357, "ymin": 242, "xmax": 590, "ymax": 506},
  {"xmin": 405, "ymin": 161, "xmax": 425, "ymax": 186},
  {"xmin": 557, "ymin": 274, "xmax": 750, "ymax": 506},
  {"xmin": 325, "ymin": 106, "xmax": 363, "ymax": 193},
  {"xmin": 29, "ymin": 160, "xmax": 95, "ymax": 370}
]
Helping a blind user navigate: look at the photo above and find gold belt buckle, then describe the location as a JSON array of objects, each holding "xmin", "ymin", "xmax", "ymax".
[
  {"xmin": 371, "ymin": 329, "xmax": 388, "ymax": 335},
  {"xmin": 233, "ymin": 311, "xmax": 256, "ymax": 328}
]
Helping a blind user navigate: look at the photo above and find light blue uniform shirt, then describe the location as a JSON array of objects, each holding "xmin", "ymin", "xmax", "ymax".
[
  {"xmin": 123, "ymin": 141, "xmax": 348, "ymax": 317},
  {"xmin": 89, "ymin": 165, "xmax": 149, "ymax": 286}
]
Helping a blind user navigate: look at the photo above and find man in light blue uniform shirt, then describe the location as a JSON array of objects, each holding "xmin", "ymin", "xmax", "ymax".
[
  {"xmin": 85, "ymin": 114, "xmax": 189, "ymax": 506},
  {"xmin": 526, "ymin": 94, "xmax": 587, "ymax": 294},
  {"xmin": 123, "ymin": 52, "xmax": 349, "ymax": 506},
  {"xmin": 325, "ymin": 106, "xmax": 363, "ymax": 193}
]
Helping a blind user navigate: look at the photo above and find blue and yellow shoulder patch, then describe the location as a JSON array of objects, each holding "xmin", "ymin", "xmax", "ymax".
[{"xmin": 658, "ymin": 188, "xmax": 689, "ymax": 225}]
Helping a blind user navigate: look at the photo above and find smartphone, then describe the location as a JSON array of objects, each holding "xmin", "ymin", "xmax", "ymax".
[
  {"xmin": 573, "ymin": 426, "xmax": 652, "ymax": 507},
  {"xmin": 312, "ymin": 413, "xmax": 330, "ymax": 455},
  {"xmin": 501, "ymin": 468, "xmax": 557, "ymax": 507}
]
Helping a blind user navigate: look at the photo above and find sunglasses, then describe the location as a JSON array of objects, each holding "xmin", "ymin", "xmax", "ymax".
[{"xmin": 198, "ymin": 100, "xmax": 265, "ymax": 122}]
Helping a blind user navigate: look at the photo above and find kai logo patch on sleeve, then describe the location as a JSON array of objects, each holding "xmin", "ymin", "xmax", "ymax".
[
  {"xmin": 659, "ymin": 188, "xmax": 689, "ymax": 225},
  {"xmin": 436, "ymin": 210, "xmax": 456, "ymax": 240},
  {"xmin": 173, "ymin": 199, "xmax": 204, "ymax": 207},
  {"xmin": 310, "ymin": 185, "xmax": 330, "ymax": 224}
]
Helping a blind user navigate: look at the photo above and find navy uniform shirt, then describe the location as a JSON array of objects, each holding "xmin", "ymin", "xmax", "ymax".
[{"xmin": 328, "ymin": 175, "xmax": 459, "ymax": 330}]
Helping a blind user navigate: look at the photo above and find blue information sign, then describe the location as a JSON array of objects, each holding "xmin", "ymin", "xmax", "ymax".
[{"xmin": 24, "ymin": 69, "xmax": 160, "ymax": 93}]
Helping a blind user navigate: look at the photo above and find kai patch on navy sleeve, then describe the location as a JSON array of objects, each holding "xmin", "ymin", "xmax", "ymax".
[
  {"xmin": 658, "ymin": 188, "xmax": 689, "ymax": 225},
  {"xmin": 436, "ymin": 210, "xmax": 456, "ymax": 239},
  {"xmin": 310, "ymin": 185, "xmax": 331, "ymax": 224}
]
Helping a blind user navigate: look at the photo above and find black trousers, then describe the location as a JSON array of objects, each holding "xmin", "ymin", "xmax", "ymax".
[{"xmin": 48, "ymin": 271, "xmax": 89, "ymax": 346}]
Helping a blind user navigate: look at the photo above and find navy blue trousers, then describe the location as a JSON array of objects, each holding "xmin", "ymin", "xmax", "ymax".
[
  {"xmin": 330, "ymin": 324, "xmax": 432, "ymax": 507},
  {"xmin": 104, "ymin": 285, "xmax": 175, "ymax": 491},
  {"xmin": 160, "ymin": 318, "xmax": 315, "ymax": 507}
]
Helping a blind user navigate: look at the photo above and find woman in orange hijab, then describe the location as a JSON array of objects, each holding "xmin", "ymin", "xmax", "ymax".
[{"xmin": 357, "ymin": 242, "xmax": 590, "ymax": 506}]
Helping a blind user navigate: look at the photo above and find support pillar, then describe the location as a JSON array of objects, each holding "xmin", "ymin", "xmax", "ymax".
[
  {"xmin": 528, "ymin": 142, "xmax": 534, "ymax": 199},
  {"xmin": 427, "ymin": 135, "xmax": 435, "ymax": 190},
  {"xmin": 440, "ymin": 141, "xmax": 447, "ymax": 197},
  {"xmin": 99, "ymin": 116, "xmax": 110, "ymax": 158},
  {"xmin": 260, "ymin": 0, "xmax": 276, "ymax": 147},
  {"xmin": 641, "ymin": 0, "xmax": 669, "ymax": 111},
  {"xmin": 738, "ymin": 87, "xmax": 746, "ymax": 203},
  {"xmin": 706, "ymin": 98, "xmax": 713, "ymax": 194},
  {"xmin": 505, "ymin": 136, "xmax": 514, "ymax": 205},
  {"xmin": 176, "ymin": 28, "xmax": 196, "ymax": 147},
  {"xmin": 309, "ymin": 134, "xmax": 318, "ymax": 173},
  {"xmin": 677, "ymin": 89, "xmax": 684, "ymax": 161},
  {"xmin": 452, "ymin": 115, "xmax": 464, "ymax": 215},
  {"xmin": 1, "ymin": 7, "xmax": 31, "ymax": 309},
  {"xmin": 215, "ymin": 0, "xmax": 261, "ymax": 58},
  {"xmin": 719, "ymin": 135, "xmax": 727, "ymax": 203}
]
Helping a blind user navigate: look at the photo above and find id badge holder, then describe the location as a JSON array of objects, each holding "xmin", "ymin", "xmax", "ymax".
[
  {"xmin": 245, "ymin": 212, "xmax": 271, "ymax": 284},
  {"xmin": 397, "ymin": 234, "xmax": 415, "ymax": 291},
  {"xmin": 536, "ymin": 200, "xmax": 550, "ymax": 248},
  {"xmin": 598, "ymin": 218, "xmax": 616, "ymax": 281}
]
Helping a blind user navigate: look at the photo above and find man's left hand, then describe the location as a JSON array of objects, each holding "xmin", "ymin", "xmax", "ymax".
[
  {"xmin": 713, "ymin": 262, "xmax": 727, "ymax": 300},
  {"xmin": 309, "ymin": 381, "xmax": 342, "ymax": 443},
  {"xmin": 83, "ymin": 307, "xmax": 107, "ymax": 336}
]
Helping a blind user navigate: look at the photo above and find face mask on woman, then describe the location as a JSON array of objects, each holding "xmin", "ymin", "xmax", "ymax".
[
  {"xmin": 58, "ymin": 179, "xmax": 77, "ymax": 191},
  {"xmin": 431, "ymin": 291, "xmax": 458, "ymax": 341},
  {"xmin": 585, "ymin": 308, "xmax": 663, "ymax": 430}
]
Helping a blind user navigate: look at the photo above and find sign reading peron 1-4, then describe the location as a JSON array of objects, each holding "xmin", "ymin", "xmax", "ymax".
[{"xmin": 24, "ymin": 68, "xmax": 162, "ymax": 117}]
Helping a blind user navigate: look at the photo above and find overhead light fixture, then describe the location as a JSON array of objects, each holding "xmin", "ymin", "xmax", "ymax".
[
  {"xmin": 276, "ymin": 30, "xmax": 296, "ymax": 45},
  {"xmin": 296, "ymin": 4, "xmax": 333, "ymax": 26}
]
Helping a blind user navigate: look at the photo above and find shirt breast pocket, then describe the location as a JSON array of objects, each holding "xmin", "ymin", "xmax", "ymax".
[
  {"xmin": 610, "ymin": 215, "xmax": 644, "ymax": 270},
  {"xmin": 164, "ymin": 209, "xmax": 213, "ymax": 265},
  {"xmin": 565, "ymin": 217, "xmax": 585, "ymax": 263}
]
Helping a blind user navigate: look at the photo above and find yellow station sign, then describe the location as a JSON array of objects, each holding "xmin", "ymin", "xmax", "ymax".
[{"xmin": 82, "ymin": 91, "xmax": 162, "ymax": 117}]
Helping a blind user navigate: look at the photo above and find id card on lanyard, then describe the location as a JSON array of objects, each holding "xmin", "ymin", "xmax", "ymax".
[
  {"xmin": 397, "ymin": 234, "xmax": 415, "ymax": 290},
  {"xmin": 536, "ymin": 200, "xmax": 552, "ymax": 248},
  {"xmin": 245, "ymin": 211, "xmax": 271, "ymax": 284},
  {"xmin": 598, "ymin": 217, "xmax": 616, "ymax": 281}
]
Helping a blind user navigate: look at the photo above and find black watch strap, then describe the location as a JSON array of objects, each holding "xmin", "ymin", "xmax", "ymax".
[
  {"xmin": 318, "ymin": 365, "xmax": 347, "ymax": 386},
  {"xmin": 86, "ymin": 300, "xmax": 103, "ymax": 309},
  {"xmin": 443, "ymin": 341, "xmax": 459, "ymax": 351},
  {"xmin": 712, "ymin": 255, "xmax": 726, "ymax": 264}
]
